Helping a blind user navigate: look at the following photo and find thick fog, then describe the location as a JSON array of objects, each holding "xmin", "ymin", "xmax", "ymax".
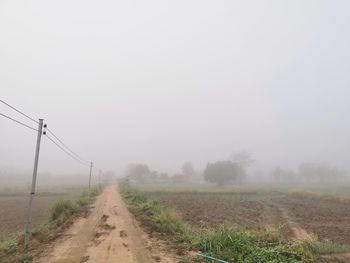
[{"xmin": 1, "ymin": 1, "xmax": 349, "ymax": 181}]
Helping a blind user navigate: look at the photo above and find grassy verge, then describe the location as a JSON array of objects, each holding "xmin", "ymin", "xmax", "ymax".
[
  {"xmin": 119, "ymin": 182, "xmax": 315, "ymax": 263},
  {"xmin": 0, "ymin": 186, "xmax": 102, "ymax": 263},
  {"xmin": 313, "ymin": 242, "xmax": 350, "ymax": 254}
]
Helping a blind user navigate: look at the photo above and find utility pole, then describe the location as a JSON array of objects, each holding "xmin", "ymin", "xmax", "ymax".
[
  {"xmin": 98, "ymin": 169, "xmax": 102, "ymax": 188},
  {"xmin": 24, "ymin": 119, "xmax": 44, "ymax": 250},
  {"xmin": 89, "ymin": 162, "xmax": 93, "ymax": 188}
]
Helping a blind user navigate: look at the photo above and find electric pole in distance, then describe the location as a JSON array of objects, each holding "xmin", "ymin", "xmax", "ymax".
[
  {"xmin": 24, "ymin": 119, "xmax": 44, "ymax": 250},
  {"xmin": 98, "ymin": 169, "xmax": 102, "ymax": 188},
  {"xmin": 89, "ymin": 161, "xmax": 93, "ymax": 188}
]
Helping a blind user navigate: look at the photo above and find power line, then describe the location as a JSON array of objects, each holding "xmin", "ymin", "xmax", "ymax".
[
  {"xmin": 45, "ymin": 128, "xmax": 90, "ymax": 165},
  {"xmin": 0, "ymin": 99, "xmax": 38, "ymax": 124},
  {"xmin": 0, "ymin": 113, "xmax": 38, "ymax": 132},
  {"xmin": 0, "ymin": 99, "xmax": 99, "ymax": 249},
  {"xmin": 0, "ymin": 98, "xmax": 96, "ymax": 167},
  {"xmin": 44, "ymin": 134, "xmax": 90, "ymax": 167}
]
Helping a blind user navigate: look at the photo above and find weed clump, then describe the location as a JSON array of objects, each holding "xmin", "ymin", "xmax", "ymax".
[
  {"xmin": 184, "ymin": 226, "xmax": 314, "ymax": 262},
  {"xmin": 50, "ymin": 188, "xmax": 102, "ymax": 225},
  {"xmin": 16, "ymin": 253, "xmax": 32, "ymax": 263},
  {"xmin": 50, "ymin": 199, "xmax": 79, "ymax": 222},
  {"xmin": 151, "ymin": 205, "xmax": 183, "ymax": 234}
]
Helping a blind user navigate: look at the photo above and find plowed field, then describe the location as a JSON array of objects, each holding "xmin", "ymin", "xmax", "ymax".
[
  {"xmin": 0, "ymin": 195, "xmax": 59, "ymax": 240},
  {"xmin": 144, "ymin": 191, "xmax": 350, "ymax": 244}
]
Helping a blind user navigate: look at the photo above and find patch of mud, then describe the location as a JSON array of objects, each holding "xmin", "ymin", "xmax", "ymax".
[
  {"xmin": 120, "ymin": 230, "xmax": 127, "ymax": 237},
  {"xmin": 80, "ymin": 255, "xmax": 90, "ymax": 262},
  {"xmin": 91, "ymin": 214, "xmax": 116, "ymax": 247},
  {"xmin": 101, "ymin": 214, "xmax": 109, "ymax": 222}
]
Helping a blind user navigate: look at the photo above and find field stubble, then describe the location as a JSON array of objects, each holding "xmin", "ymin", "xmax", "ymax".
[
  {"xmin": 142, "ymin": 188, "xmax": 350, "ymax": 245},
  {"xmin": 121, "ymin": 183, "xmax": 315, "ymax": 263}
]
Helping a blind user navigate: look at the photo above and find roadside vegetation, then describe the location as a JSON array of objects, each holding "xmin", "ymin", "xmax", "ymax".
[
  {"xmin": 0, "ymin": 186, "xmax": 102, "ymax": 263},
  {"xmin": 313, "ymin": 242, "xmax": 350, "ymax": 255},
  {"xmin": 119, "ymin": 182, "xmax": 316, "ymax": 263}
]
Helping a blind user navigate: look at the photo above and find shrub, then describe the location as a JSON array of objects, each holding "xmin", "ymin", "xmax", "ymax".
[
  {"xmin": 50, "ymin": 199, "xmax": 79, "ymax": 222},
  {"xmin": 151, "ymin": 206, "xmax": 183, "ymax": 234},
  {"xmin": 204, "ymin": 161, "xmax": 245, "ymax": 186}
]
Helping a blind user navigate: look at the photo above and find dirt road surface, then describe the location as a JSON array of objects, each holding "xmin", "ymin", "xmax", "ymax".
[{"xmin": 35, "ymin": 185, "xmax": 176, "ymax": 263}]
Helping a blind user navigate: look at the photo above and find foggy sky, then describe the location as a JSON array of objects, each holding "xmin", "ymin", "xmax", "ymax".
[{"xmin": 1, "ymin": 0, "xmax": 349, "ymax": 176}]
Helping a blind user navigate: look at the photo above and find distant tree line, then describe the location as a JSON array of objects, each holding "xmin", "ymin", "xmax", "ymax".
[
  {"xmin": 271, "ymin": 163, "xmax": 347, "ymax": 184},
  {"xmin": 126, "ymin": 162, "xmax": 199, "ymax": 184},
  {"xmin": 126, "ymin": 152, "xmax": 255, "ymax": 186},
  {"xmin": 125, "ymin": 152, "xmax": 348, "ymax": 186}
]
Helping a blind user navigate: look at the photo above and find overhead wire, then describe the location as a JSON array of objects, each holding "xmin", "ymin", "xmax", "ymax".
[
  {"xmin": 0, "ymin": 99, "xmax": 38, "ymax": 124},
  {"xmin": 93, "ymin": 166, "xmax": 102, "ymax": 173},
  {"xmin": 0, "ymin": 113, "xmax": 38, "ymax": 132},
  {"xmin": 44, "ymin": 133, "xmax": 90, "ymax": 167},
  {"xmin": 2, "ymin": 98, "xmax": 101, "ymax": 250},
  {"xmin": 45, "ymin": 127, "xmax": 90, "ymax": 165},
  {"xmin": 0, "ymin": 98, "xmax": 97, "ymax": 170}
]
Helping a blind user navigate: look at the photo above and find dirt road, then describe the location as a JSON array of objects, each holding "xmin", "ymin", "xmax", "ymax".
[{"xmin": 36, "ymin": 185, "xmax": 175, "ymax": 263}]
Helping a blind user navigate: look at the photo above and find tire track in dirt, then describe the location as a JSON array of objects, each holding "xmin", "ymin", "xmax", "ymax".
[
  {"xmin": 259, "ymin": 199, "xmax": 314, "ymax": 241},
  {"xmin": 35, "ymin": 185, "xmax": 177, "ymax": 263},
  {"xmin": 276, "ymin": 205, "xmax": 314, "ymax": 241}
]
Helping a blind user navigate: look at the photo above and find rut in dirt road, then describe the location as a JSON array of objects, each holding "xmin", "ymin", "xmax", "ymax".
[{"xmin": 35, "ymin": 185, "xmax": 171, "ymax": 263}]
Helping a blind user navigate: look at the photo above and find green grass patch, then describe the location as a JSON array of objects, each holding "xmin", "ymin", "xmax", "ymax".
[
  {"xmin": 16, "ymin": 253, "xmax": 33, "ymax": 263},
  {"xmin": 50, "ymin": 199, "xmax": 80, "ymax": 222},
  {"xmin": 50, "ymin": 187, "xmax": 100, "ymax": 226},
  {"xmin": 119, "ymin": 182, "xmax": 315, "ymax": 263},
  {"xmin": 313, "ymin": 242, "xmax": 350, "ymax": 254}
]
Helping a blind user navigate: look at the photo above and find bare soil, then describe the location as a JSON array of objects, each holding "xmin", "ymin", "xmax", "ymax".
[
  {"xmin": 35, "ymin": 186, "xmax": 179, "ymax": 263},
  {"xmin": 144, "ymin": 191, "xmax": 350, "ymax": 244},
  {"xmin": 0, "ymin": 195, "xmax": 59, "ymax": 240}
]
